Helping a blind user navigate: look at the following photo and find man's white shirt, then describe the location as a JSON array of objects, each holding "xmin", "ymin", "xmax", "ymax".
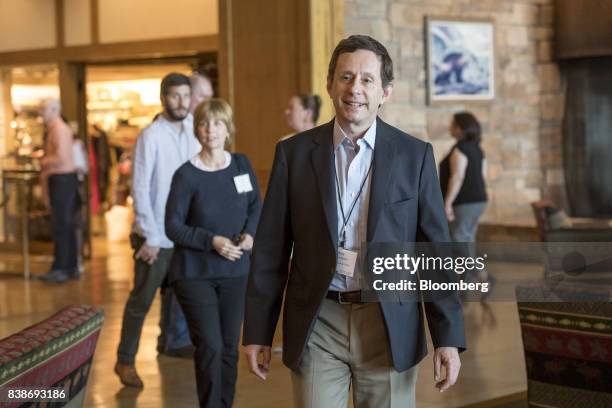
[{"xmin": 131, "ymin": 114, "xmax": 201, "ymax": 248}]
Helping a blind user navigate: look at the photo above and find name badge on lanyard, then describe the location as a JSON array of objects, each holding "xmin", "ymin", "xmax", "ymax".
[
  {"xmin": 337, "ymin": 247, "xmax": 357, "ymax": 277},
  {"xmin": 234, "ymin": 174, "xmax": 253, "ymax": 194},
  {"xmin": 333, "ymin": 153, "xmax": 373, "ymax": 279}
]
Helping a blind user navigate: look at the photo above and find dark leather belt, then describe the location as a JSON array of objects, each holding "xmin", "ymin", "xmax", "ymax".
[{"xmin": 326, "ymin": 290, "xmax": 363, "ymax": 304}]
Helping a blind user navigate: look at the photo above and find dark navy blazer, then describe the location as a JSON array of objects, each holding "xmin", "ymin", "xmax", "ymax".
[{"xmin": 243, "ymin": 117, "xmax": 466, "ymax": 372}]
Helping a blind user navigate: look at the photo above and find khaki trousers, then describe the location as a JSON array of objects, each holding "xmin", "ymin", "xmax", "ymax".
[{"xmin": 291, "ymin": 299, "xmax": 418, "ymax": 408}]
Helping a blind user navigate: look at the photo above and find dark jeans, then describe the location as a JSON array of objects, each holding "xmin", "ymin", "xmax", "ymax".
[
  {"xmin": 117, "ymin": 234, "xmax": 191, "ymax": 364},
  {"xmin": 159, "ymin": 283, "xmax": 192, "ymax": 352},
  {"xmin": 48, "ymin": 173, "xmax": 80, "ymax": 272},
  {"xmin": 174, "ymin": 276, "xmax": 248, "ymax": 408}
]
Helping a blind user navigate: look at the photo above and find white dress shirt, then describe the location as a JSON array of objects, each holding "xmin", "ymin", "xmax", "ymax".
[
  {"xmin": 131, "ymin": 114, "xmax": 201, "ymax": 248},
  {"xmin": 329, "ymin": 119, "xmax": 376, "ymax": 292}
]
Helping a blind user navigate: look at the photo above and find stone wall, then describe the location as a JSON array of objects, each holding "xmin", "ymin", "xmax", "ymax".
[{"xmin": 344, "ymin": 0, "xmax": 565, "ymax": 226}]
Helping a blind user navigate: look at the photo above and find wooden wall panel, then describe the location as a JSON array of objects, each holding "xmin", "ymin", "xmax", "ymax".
[
  {"xmin": 221, "ymin": 0, "xmax": 311, "ymax": 187},
  {"xmin": 0, "ymin": 0, "xmax": 56, "ymax": 52},
  {"xmin": 219, "ymin": 0, "xmax": 344, "ymax": 189},
  {"xmin": 0, "ymin": 36, "xmax": 217, "ymax": 67},
  {"xmin": 556, "ymin": 0, "xmax": 612, "ymax": 59},
  {"xmin": 64, "ymin": 0, "xmax": 92, "ymax": 46},
  {"xmin": 98, "ymin": 0, "xmax": 218, "ymax": 43}
]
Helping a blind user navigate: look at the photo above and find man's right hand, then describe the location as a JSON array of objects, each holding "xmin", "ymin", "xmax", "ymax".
[
  {"xmin": 135, "ymin": 242, "xmax": 160, "ymax": 265},
  {"xmin": 244, "ymin": 344, "xmax": 271, "ymax": 380}
]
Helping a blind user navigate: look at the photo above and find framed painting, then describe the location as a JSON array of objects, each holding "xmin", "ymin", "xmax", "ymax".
[{"xmin": 426, "ymin": 17, "xmax": 495, "ymax": 103}]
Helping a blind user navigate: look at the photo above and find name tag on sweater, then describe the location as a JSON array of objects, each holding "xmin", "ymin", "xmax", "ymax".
[{"xmin": 234, "ymin": 174, "xmax": 253, "ymax": 193}]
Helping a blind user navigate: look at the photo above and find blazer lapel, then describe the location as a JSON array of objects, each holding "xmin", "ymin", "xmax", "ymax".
[
  {"xmin": 367, "ymin": 117, "xmax": 395, "ymax": 242},
  {"xmin": 311, "ymin": 120, "xmax": 339, "ymax": 249}
]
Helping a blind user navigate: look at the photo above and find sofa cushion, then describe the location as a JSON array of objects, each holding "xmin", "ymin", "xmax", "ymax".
[
  {"xmin": 0, "ymin": 305, "xmax": 104, "ymax": 408},
  {"xmin": 516, "ymin": 283, "xmax": 612, "ymax": 407}
]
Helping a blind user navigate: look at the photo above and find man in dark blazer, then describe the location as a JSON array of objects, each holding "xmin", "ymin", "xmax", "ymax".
[{"xmin": 244, "ymin": 35, "xmax": 465, "ymax": 407}]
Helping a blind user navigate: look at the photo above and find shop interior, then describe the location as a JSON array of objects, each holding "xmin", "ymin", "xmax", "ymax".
[{"xmin": 0, "ymin": 58, "xmax": 216, "ymax": 259}]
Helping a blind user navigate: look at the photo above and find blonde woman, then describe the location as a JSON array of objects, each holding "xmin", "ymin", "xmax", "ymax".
[{"xmin": 165, "ymin": 98, "xmax": 261, "ymax": 407}]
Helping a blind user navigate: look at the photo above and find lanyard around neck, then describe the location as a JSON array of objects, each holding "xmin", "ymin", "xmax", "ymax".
[{"xmin": 333, "ymin": 147, "xmax": 373, "ymax": 247}]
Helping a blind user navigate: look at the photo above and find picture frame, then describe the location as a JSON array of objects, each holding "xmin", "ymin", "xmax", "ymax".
[{"xmin": 426, "ymin": 17, "xmax": 495, "ymax": 104}]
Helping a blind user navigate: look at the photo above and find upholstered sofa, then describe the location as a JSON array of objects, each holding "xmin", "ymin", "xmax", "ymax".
[
  {"xmin": 516, "ymin": 282, "xmax": 612, "ymax": 407},
  {"xmin": 531, "ymin": 200, "xmax": 612, "ymax": 242},
  {"xmin": 0, "ymin": 305, "xmax": 104, "ymax": 408}
]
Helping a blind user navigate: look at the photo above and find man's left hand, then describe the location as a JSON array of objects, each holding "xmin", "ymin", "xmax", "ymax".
[{"xmin": 433, "ymin": 347, "xmax": 461, "ymax": 392}]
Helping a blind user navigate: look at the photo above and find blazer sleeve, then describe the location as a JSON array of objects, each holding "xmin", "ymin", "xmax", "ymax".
[
  {"xmin": 417, "ymin": 143, "xmax": 467, "ymax": 352},
  {"xmin": 165, "ymin": 169, "xmax": 215, "ymax": 251},
  {"xmin": 238, "ymin": 154, "xmax": 262, "ymax": 237},
  {"xmin": 243, "ymin": 143, "xmax": 293, "ymax": 346}
]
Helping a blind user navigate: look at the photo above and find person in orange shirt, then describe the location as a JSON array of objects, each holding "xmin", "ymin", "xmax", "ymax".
[{"xmin": 38, "ymin": 99, "xmax": 81, "ymax": 283}]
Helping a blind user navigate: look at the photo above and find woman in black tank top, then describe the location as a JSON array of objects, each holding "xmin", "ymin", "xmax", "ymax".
[
  {"xmin": 439, "ymin": 112, "xmax": 487, "ymax": 215},
  {"xmin": 439, "ymin": 112, "xmax": 493, "ymax": 297}
]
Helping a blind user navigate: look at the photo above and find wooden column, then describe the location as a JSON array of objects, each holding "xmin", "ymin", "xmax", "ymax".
[
  {"xmin": 58, "ymin": 61, "xmax": 91, "ymax": 258},
  {"xmin": 58, "ymin": 61, "xmax": 86, "ymax": 133},
  {"xmin": 218, "ymin": 0, "xmax": 344, "ymax": 190},
  {"xmin": 90, "ymin": 0, "xmax": 100, "ymax": 45},
  {"xmin": 56, "ymin": 0, "xmax": 81, "ymax": 127},
  {"xmin": 309, "ymin": 0, "xmax": 344, "ymax": 124},
  {"xmin": 1, "ymin": 69, "xmax": 13, "ymax": 155}
]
